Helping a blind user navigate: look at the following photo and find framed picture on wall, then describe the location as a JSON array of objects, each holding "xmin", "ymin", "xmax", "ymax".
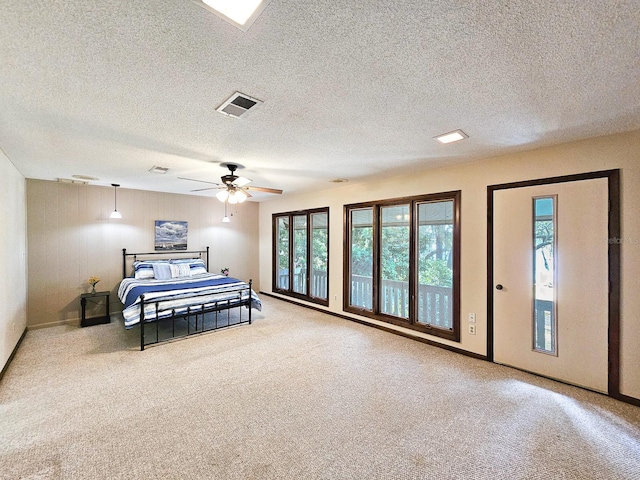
[{"xmin": 155, "ymin": 220, "xmax": 188, "ymax": 251}]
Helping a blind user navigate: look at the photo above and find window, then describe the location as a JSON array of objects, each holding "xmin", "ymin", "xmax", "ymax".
[
  {"xmin": 349, "ymin": 208, "xmax": 373, "ymax": 310},
  {"xmin": 273, "ymin": 208, "xmax": 329, "ymax": 305},
  {"xmin": 344, "ymin": 192, "xmax": 460, "ymax": 341},
  {"xmin": 533, "ymin": 196, "xmax": 557, "ymax": 354}
]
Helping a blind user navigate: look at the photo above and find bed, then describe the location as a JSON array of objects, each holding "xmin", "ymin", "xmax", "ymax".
[{"xmin": 119, "ymin": 248, "xmax": 261, "ymax": 350}]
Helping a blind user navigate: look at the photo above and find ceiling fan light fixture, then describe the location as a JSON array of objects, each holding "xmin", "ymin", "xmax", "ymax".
[
  {"xmin": 216, "ymin": 190, "xmax": 229, "ymax": 202},
  {"xmin": 235, "ymin": 190, "xmax": 248, "ymax": 203},
  {"xmin": 182, "ymin": 163, "xmax": 282, "ymax": 200}
]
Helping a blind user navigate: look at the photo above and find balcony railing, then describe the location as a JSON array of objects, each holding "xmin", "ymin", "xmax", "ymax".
[
  {"xmin": 277, "ymin": 271, "xmax": 452, "ymax": 329},
  {"xmin": 351, "ymin": 275, "xmax": 452, "ymax": 329},
  {"xmin": 277, "ymin": 269, "xmax": 328, "ymax": 299}
]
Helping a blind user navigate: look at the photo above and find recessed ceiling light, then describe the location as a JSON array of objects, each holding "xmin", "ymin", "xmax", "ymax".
[
  {"xmin": 435, "ymin": 129, "xmax": 468, "ymax": 144},
  {"xmin": 194, "ymin": 0, "xmax": 271, "ymax": 31}
]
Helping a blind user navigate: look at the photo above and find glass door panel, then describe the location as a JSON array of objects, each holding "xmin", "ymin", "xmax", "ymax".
[
  {"xmin": 533, "ymin": 196, "xmax": 557, "ymax": 354},
  {"xmin": 416, "ymin": 200, "xmax": 454, "ymax": 329},
  {"xmin": 293, "ymin": 215, "xmax": 308, "ymax": 295},
  {"xmin": 310, "ymin": 212, "xmax": 328, "ymax": 300},
  {"xmin": 380, "ymin": 204, "xmax": 410, "ymax": 319},
  {"xmin": 276, "ymin": 216, "xmax": 290, "ymax": 290},
  {"xmin": 350, "ymin": 208, "xmax": 373, "ymax": 310}
]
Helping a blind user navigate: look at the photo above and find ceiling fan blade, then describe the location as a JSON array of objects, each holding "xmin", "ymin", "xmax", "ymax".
[
  {"xmin": 178, "ymin": 177, "xmax": 223, "ymax": 186},
  {"xmin": 244, "ymin": 185, "xmax": 283, "ymax": 194},
  {"xmin": 190, "ymin": 186, "xmax": 224, "ymax": 192},
  {"xmin": 238, "ymin": 188, "xmax": 253, "ymax": 198},
  {"xmin": 234, "ymin": 176, "xmax": 252, "ymax": 187}
]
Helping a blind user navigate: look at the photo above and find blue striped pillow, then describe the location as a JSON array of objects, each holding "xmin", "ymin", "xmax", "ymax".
[
  {"xmin": 189, "ymin": 260, "xmax": 207, "ymax": 275},
  {"xmin": 133, "ymin": 260, "xmax": 169, "ymax": 279}
]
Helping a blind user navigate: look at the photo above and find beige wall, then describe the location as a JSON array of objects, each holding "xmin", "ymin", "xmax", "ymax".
[
  {"xmin": 258, "ymin": 129, "xmax": 640, "ymax": 400},
  {"xmin": 26, "ymin": 181, "xmax": 259, "ymax": 328},
  {"xmin": 0, "ymin": 152, "xmax": 27, "ymax": 372}
]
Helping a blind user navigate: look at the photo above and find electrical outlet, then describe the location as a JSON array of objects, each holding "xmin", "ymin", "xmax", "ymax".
[
  {"xmin": 468, "ymin": 313, "xmax": 476, "ymax": 323},
  {"xmin": 334, "ymin": 294, "xmax": 337, "ymax": 301},
  {"xmin": 468, "ymin": 324, "xmax": 476, "ymax": 335}
]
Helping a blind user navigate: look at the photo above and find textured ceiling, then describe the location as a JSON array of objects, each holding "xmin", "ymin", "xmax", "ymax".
[{"xmin": 1, "ymin": 0, "xmax": 639, "ymax": 200}]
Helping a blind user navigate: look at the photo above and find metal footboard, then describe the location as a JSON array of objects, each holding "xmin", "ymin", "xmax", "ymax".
[{"xmin": 138, "ymin": 280, "xmax": 253, "ymax": 350}]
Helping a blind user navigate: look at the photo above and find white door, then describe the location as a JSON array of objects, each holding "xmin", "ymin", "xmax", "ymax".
[{"xmin": 493, "ymin": 178, "xmax": 609, "ymax": 392}]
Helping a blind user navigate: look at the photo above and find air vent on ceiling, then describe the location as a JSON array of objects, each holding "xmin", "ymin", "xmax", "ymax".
[
  {"xmin": 216, "ymin": 92, "xmax": 262, "ymax": 118},
  {"xmin": 149, "ymin": 165, "xmax": 170, "ymax": 174},
  {"xmin": 72, "ymin": 174, "xmax": 99, "ymax": 181},
  {"xmin": 58, "ymin": 178, "xmax": 88, "ymax": 185}
]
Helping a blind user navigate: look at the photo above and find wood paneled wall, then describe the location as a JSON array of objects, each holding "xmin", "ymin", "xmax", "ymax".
[{"xmin": 26, "ymin": 181, "xmax": 259, "ymax": 328}]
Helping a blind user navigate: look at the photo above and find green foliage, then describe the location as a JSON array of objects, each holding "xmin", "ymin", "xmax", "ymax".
[
  {"xmin": 277, "ymin": 218, "xmax": 290, "ymax": 270},
  {"xmin": 418, "ymin": 259, "xmax": 452, "ymax": 287},
  {"xmin": 277, "ymin": 215, "xmax": 329, "ymax": 274},
  {"xmin": 350, "ymin": 222, "xmax": 453, "ymax": 286},
  {"xmin": 381, "ymin": 225, "xmax": 409, "ymax": 281},
  {"xmin": 417, "ymin": 224, "xmax": 452, "ymax": 286},
  {"xmin": 351, "ymin": 227, "xmax": 373, "ymax": 276},
  {"xmin": 312, "ymin": 227, "xmax": 328, "ymax": 271},
  {"xmin": 293, "ymin": 227, "xmax": 307, "ymax": 269}
]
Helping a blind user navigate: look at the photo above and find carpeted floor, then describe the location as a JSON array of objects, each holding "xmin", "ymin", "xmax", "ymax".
[{"xmin": 1, "ymin": 296, "xmax": 639, "ymax": 479}]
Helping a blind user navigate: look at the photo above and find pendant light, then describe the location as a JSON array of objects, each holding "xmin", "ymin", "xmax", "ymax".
[
  {"xmin": 110, "ymin": 183, "xmax": 122, "ymax": 219},
  {"xmin": 222, "ymin": 199, "xmax": 230, "ymax": 223}
]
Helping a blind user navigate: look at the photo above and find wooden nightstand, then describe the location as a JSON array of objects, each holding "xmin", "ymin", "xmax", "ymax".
[{"xmin": 80, "ymin": 291, "xmax": 110, "ymax": 327}]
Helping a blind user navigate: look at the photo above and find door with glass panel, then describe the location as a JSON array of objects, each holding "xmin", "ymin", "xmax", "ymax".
[
  {"xmin": 292, "ymin": 215, "xmax": 308, "ymax": 295},
  {"xmin": 493, "ymin": 178, "xmax": 609, "ymax": 392},
  {"xmin": 273, "ymin": 208, "xmax": 329, "ymax": 305},
  {"xmin": 275, "ymin": 216, "xmax": 290, "ymax": 290}
]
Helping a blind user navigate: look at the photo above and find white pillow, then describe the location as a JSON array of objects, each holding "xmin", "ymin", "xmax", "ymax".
[{"xmin": 169, "ymin": 263, "xmax": 192, "ymax": 278}]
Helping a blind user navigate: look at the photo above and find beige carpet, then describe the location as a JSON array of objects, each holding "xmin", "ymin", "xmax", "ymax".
[{"xmin": 1, "ymin": 296, "xmax": 639, "ymax": 480}]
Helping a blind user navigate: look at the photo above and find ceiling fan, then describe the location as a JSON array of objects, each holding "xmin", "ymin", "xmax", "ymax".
[{"xmin": 179, "ymin": 163, "xmax": 283, "ymax": 203}]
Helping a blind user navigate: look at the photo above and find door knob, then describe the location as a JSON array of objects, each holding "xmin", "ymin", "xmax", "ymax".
[{"xmin": 496, "ymin": 284, "xmax": 504, "ymax": 290}]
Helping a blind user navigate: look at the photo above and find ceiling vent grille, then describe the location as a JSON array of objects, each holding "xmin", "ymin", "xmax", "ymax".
[
  {"xmin": 58, "ymin": 178, "xmax": 88, "ymax": 185},
  {"xmin": 149, "ymin": 165, "xmax": 170, "ymax": 174},
  {"xmin": 216, "ymin": 92, "xmax": 262, "ymax": 118}
]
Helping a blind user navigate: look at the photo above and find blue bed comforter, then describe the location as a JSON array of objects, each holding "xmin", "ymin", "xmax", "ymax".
[{"xmin": 118, "ymin": 273, "xmax": 262, "ymax": 328}]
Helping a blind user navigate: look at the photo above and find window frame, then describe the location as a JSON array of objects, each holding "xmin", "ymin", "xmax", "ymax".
[
  {"xmin": 272, "ymin": 207, "xmax": 329, "ymax": 306},
  {"xmin": 343, "ymin": 191, "xmax": 461, "ymax": 341}
]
